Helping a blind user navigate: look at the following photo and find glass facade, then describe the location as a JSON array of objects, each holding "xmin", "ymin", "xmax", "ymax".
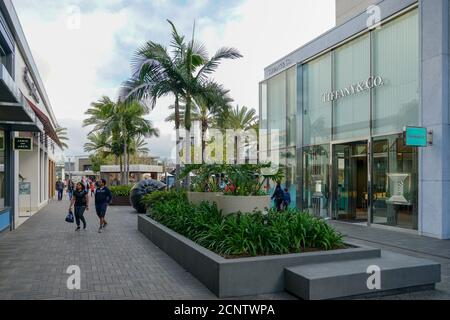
[
  {"xmin": 302, "ymin": 145, "xmax": 329, "ymax": 218},
  {"xmin": 262, "ymin": 8, "xmax": 420, "ymax": 230},
  {"xmin": 333, "ymin": 35, "xmax": 370, "ymax": 141},
  {"xmin": 303, "ymin": 54, "xmax": 332, "ymax": 146},
  {"xmin": 261, "ymin": 66, "xmax": 297, "ymax": 208},
  {"xmin": 372, "ymin": 10, "xmax": 420, "ymax": 135},
  {"xmin": 372, "ymin": 134, "xmax": 418, "ymax": 229}
]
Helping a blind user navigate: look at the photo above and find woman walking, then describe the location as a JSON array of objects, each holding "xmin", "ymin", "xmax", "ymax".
[
  {"xmin": 271, "ymin": 183, "xmax": 285, "ymax": 212},
  {"xmin": 69, "ymin": 182, "xmax": 89, "ymax": 231}
]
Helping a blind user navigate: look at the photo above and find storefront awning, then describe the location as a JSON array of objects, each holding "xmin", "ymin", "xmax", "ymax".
[{"xmin": 25, "ymin": 98, "xmax": 61, "ymax": 147}]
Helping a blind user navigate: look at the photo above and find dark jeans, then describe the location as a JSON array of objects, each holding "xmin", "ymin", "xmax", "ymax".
[
  {"xmin": 275, "ymin": 199, "xmax": 283, "ymax": 212},
  {"xmin": 57, "ymin": 189, "xmax": 63, "ymax": 201},
  {"xmin": 74, "ymin": 206, "xmax": 87, "ymax": 228}
]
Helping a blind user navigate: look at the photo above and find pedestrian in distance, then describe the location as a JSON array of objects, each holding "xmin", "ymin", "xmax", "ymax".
[
  {"xmin": 69, "ymin": 182, "xmax": 89, "ymax": 231},
  {"xmin": 90, "ymin": 181, "xmax": 96, "ymax": 197},
  {"xmin": 95, "ymin": 179, "xmax": 113, "ymax": 233},
  {"xmin": 56, "ymin": 178, "xmax": 64, "ymax": 201},
  {"xmin": 67, "ymin": 180, "xmax": 75, "ymax": 201},
  {"xmin": 271, "ymin": 183, "xmax": 285, "ymax": 212},
  {"xmin": 283, "ymin": 188, "xmax": 291, "ymax": 210}
]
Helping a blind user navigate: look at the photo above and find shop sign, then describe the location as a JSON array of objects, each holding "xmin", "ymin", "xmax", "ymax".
[
  {"xmin": 14, "ymin": 137, "xmax": 33, "ymax": 151},
  {"xmin": 19, "ymin": 182, "xmax": 31, "ymax": 196},
  {"xmin": 322, "ymin": 76, "xmax": 384, "ymax": 103},
  {"xmin": 405, "ymin": 126, "xmax": 428, "ymax": 147}
]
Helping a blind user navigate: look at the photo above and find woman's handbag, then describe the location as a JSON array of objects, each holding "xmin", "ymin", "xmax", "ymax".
[{"xmin": 65, "ymin": 210, "xmax": 74, "ymax": 223}]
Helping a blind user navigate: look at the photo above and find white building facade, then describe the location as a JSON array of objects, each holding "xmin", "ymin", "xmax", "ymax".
[{"xmin": 0, "ymin": 0, "xmax": 60, "ymax": 232}]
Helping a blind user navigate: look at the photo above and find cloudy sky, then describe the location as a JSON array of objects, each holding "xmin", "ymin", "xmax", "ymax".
[{"xmin": 13, "ymin": 0, "xmax": 335, "ymax": 160}]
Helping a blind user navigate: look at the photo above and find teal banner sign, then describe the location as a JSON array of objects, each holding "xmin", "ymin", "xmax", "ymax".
[{"xmin": 405, "ymin": 127, "xmax": 428, "ymax": 147}]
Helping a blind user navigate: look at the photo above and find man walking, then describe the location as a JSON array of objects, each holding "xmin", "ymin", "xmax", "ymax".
[
  {"xmin": 95, "ymin": 179, "xmax": 112, "ymax": 233},
  {"xmin": 56, "ymin": 178, "xmax": 64, "ymax": 201}
]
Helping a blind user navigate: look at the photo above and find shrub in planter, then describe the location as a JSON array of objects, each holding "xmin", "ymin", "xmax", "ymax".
[
  {"xmin": 147, "ymin": 194, "xmax": 345, "ymax": 258},
  {"xmin": 110, "ymin": 186, "xmax": 132, "ymax": 197},
  {"xmin": 109, "ymin": 186, "xmax": 133, "ymax": 206},
  {"xmin": 142, "ymin": 190, "xmax": 187, "ymax": 211}
]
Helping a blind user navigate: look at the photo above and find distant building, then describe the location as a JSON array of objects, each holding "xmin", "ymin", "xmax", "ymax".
[{"xmin": 100, "ymin": 164, "xmax": 164, "ymax": 186}]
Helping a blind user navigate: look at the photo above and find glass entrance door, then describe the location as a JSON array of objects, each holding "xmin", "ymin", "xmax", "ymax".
[{"xmin": 332, "ymin": 141, "xmax": 368, "ymax": 223}]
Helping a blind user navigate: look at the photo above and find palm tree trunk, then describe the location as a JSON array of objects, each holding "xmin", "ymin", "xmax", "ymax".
[
  {"xmin": 124, "ymin": 140, "xmax": 128, "ymax": 185},
  {"xmin": 202, "ymin": 120, "xmax": 207, "ymax": 164},
  {"xmin": 119, "ymin": 154, "xmax": 123, "ymax": 185},
  {"xmin": 175, "ymin": 95, "xmax": 181, "ymax": 191},
  {"xmin": 184, "ymin": 94, "xmax": 192, "ymax": 189}
]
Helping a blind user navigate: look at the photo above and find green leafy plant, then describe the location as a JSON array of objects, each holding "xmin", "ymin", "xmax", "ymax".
[
  {"xmin": 142, "ymin": 190, "xmax": 188, "ymax": 210},
  {"xmin": 146, "ymin": 195, "xmax": 345, "ymax": 258},
  {"xmin": 110, "ymin": 185, "xmax": 133, "ymax": 197},
  {"xmin": 180, "ymin": 163, "xmax": 284, "ymax": 196}
]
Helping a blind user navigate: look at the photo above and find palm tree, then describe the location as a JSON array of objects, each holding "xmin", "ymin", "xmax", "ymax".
[
  {"xmin": 225, "ymin": 105, "xmax": 258, "ymax": 131},
  {"xmin": 166, "ymin": 85, "xmax": 232, "ymax": 163},
  {"xmin": 121, "ymin": 20, "xmax": 242, "ymax": 187},
  {"xmin": 83, "ymin": 97, "xmax": 159, "ymax": 184},
  {"xmin": 112, "ymin": 101, "xmax": 160, "ymax": 183},
  {"xmin": 83, "ymin": 97, "xmax": 125, "ymax": 180},
  {"xmin": 224, "ymin": 105, "xmax": 259, "ymax": 164},
  {"xmin": 55, "ymin": 127, "xmax": 69, "ymax": 150}
]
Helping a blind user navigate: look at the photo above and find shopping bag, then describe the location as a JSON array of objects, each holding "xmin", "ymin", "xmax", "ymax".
[{"xmin": 65, "ymin": 210, "xmax": 74, "ymax": 223}]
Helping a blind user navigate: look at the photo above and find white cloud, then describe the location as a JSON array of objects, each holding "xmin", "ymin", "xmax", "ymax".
[{"xmin": 13, "ymin": 0, "xmax": 335, "ymax": 159}]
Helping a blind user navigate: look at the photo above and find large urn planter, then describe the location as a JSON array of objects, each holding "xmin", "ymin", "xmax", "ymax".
[
  {"xmin": 187, "ymin": 192, "xmax": 221, "ymax": 206},
  {"xmin": 216, "ymin": 195, "xmax": 271, "ymax": 216}
]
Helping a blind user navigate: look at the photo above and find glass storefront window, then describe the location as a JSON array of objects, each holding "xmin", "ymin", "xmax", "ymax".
[
  {"xmin": 287, "ymin": 67, "xmax": 297, "ymax": 147},
  {"xmin": 259, "ymin": 81, "xmax": 268, "ymax": 154},
  {"xmin": 372, "ymin": 9, "xmax": 419, "ymax": 135},
  {"xmin": 0, "ymin": 130, "xmax": 5, "ymax": 210},
  {"xmin": 372, "ymin": 134, "xmax": 418, "ymax": 230},
  {"xmin": 303, "ymin": 54, "xmax": 332, "ymax": 146},
  {"xmin": 284, "ymin": 147, "xmax": 297, "ymax": 208},
  {"xmin": 333, "ymin": 34, "xmax": 370, "ymax": 141},
  {"xmin": 268, "ymin": 71, "xmax": 287, "ymax": 150},
  {"xmin": 303, "ymin": 145, "xmax": 329, "ymax": 218}
]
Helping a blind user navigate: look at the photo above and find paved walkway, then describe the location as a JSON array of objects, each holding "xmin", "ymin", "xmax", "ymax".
[
  {"xmin": 0, "ymin": 200, "xmax": 292, "ymax": 300},
  {"xmin": 1, "ymin": 199, "xmax": 449, "ymax": 300},
  {"xmin": 330, "ymin": 221, "xmax": 450, "ymax": 300}
]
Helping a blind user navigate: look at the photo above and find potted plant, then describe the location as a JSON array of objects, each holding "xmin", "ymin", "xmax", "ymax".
[
  {"xmin": 110, "ymin": 185, "xmax": 132, "ymax": 206},
  {"xmin": 216, "ymin": 163, "xmax": 284, "ymax": 215},
  {"xmin": 181, "ymin": 164, "xmax": 223, "ymax": 205}
]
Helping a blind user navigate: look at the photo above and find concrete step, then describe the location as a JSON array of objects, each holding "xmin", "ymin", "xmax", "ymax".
[{"xmin": 285, "ymin": 251, "xmax": 441, "ymax": 300}]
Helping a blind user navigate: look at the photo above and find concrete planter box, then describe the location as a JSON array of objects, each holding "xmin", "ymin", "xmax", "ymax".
[
  {"xmin": 187, "ymin": 192, "xmax": 221, "ymax": 206},
  {"xmin": 138, "ymin": 214, "xmax": 381, "ymax": 298},
  {"xmin": 216, "ymin": 195, "xmax": 271, "ymax": 215},
  {"xmin": 110, "ymin": 196, "xmax": 131, "ymax": 206}
]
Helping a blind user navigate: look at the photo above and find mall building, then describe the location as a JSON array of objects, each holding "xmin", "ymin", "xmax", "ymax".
[
  {"xmin": 0, "ymin": 0, "xmax": 60, "ymax": 232},
  {"xmin": 260, "ymin": 0, "xmax": 450, "ymax": 239}
]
